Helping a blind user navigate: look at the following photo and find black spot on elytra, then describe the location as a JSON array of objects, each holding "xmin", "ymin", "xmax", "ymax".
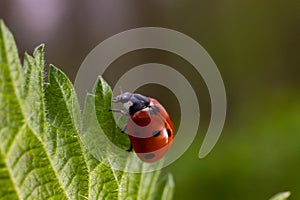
[
  {"xmin": 149, "ymin": 105, "xmax": 160, "ymax": 115},
  {"xmin": 152, "ymin": 130, "xmax": 160, "ymax": 137},
  {"xmin": 167, "ymin": 129, "xmax": 172, "ymax": 137},
  {"xmin": 133, "ymin": 132, "xmax": 140, "ymax": 136},
  {"xmin": 144, "ymin": 153, "xmax": 155, "ymax": 160}
]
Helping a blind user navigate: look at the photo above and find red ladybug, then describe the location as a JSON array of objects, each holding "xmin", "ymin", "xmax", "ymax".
[{"xmin": 112, "ymin": 92, "xmax": 174, "ymax": 162}]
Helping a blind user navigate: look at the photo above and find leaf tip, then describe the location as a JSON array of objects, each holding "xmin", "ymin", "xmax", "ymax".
[
  {"xmin": 34, "ymin": 43, "xmax": 45, "ymax": 55},
  {"xmin": 0, "ymin": 19, "xmax": 9, "ymax": 34},
  {"xmin": 0, "ymin": 19, "xmax": 5, "ymax": 35},
  {"xmin": 48, "ymin": 64, "xmax": 57, "ymax": 80},
  {"xmin": 0, "ymin": 19, "xmax": 4, "ymax": 27},
  {"xmin": 94, "ymin": 75, "xmax": 112, "ymax": 94},
  {"xmin": 23, "ymin": 51, "xmax": 34, "ymax": 63},
  {"xmin": 49, "ymin": 64, "xmax": 56, "ymax": 72}
]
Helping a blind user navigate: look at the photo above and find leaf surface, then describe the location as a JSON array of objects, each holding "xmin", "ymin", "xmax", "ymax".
[{"xmin": 0, "ymin": 20, "xmax": 174, "ymax": 200}]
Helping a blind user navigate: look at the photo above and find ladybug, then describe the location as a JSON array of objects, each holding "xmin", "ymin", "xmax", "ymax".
[{"xmin": 111, "ymin": 92, "xmax": 174, "ymax": 162}]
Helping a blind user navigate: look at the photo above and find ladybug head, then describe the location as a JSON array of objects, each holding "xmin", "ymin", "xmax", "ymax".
[
  {"xmin": 112, "ymin": 92, "xmax": 150, "ymax": 115},
  {"xmin": 112, "ymin": 92, "xmax": 133, "ymax": 103}
]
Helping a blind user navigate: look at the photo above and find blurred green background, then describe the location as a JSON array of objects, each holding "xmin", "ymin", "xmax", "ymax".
[{"xmin": 1, "ymin": 0, "xmax": 299, "ymax": 199}]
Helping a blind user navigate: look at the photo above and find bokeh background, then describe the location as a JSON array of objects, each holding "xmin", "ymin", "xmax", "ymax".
[{"xmin": 1, "ymin": 1, "xmax": 299, "ymax": 199}]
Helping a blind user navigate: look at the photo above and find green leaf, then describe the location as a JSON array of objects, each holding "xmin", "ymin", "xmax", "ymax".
[
  {"xmin": 94, "ymin": 77, "xmax": 130, "ymax": 150},
  {"xmin": 269, "ymin": 192, "xmax": 291, "ymax": 200},
  {"xmin": 0, "ymin": 20, "xmax": 66, "ymax": 199},
  {"xmin": 118, "ymin": 156, "xmax": 163, "ymax": 200},
  {"xmin": 23, "ymin": 44, "xmax": 45, "ymax": 135},
  {"xmin": 154, "ymin": 174, "xmax": 175, "ymax": 200},
  {"xmin": 0, "ymin": 20, "xmax": 174, "ymax": 200},
  {"xmin": 0, "ymin": 149, "xmax": 18, "ymax": 199},
  {"xmin": 82, "ymin": 91, "xmax": 130, "ymax": 200},
  {"xmin": 44, "ymin": 65, "xmax": 89, "ymax": 199}
]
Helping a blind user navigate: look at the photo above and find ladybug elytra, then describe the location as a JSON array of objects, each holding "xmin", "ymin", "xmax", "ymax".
[{"xmin": 112, "ymin": 92, "xmax": 174, "ymax": 162}]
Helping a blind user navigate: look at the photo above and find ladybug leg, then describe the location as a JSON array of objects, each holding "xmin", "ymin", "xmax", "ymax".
[
  {"xmin": 109, "ymin": 109, "xmax": 128, "ymax": 115},
  {"xmin": 126, "ymin": 143, "xmax": 133, "ymax": 152},
  {"xmin": 121, "ymin": 124, "xmax": 127, "ymax": 133}
]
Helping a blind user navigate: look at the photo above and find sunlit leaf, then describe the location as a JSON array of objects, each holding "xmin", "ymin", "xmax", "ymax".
[{"xmin": 0, "ymin": 20, "xmax": 174, "ymax": 200}]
